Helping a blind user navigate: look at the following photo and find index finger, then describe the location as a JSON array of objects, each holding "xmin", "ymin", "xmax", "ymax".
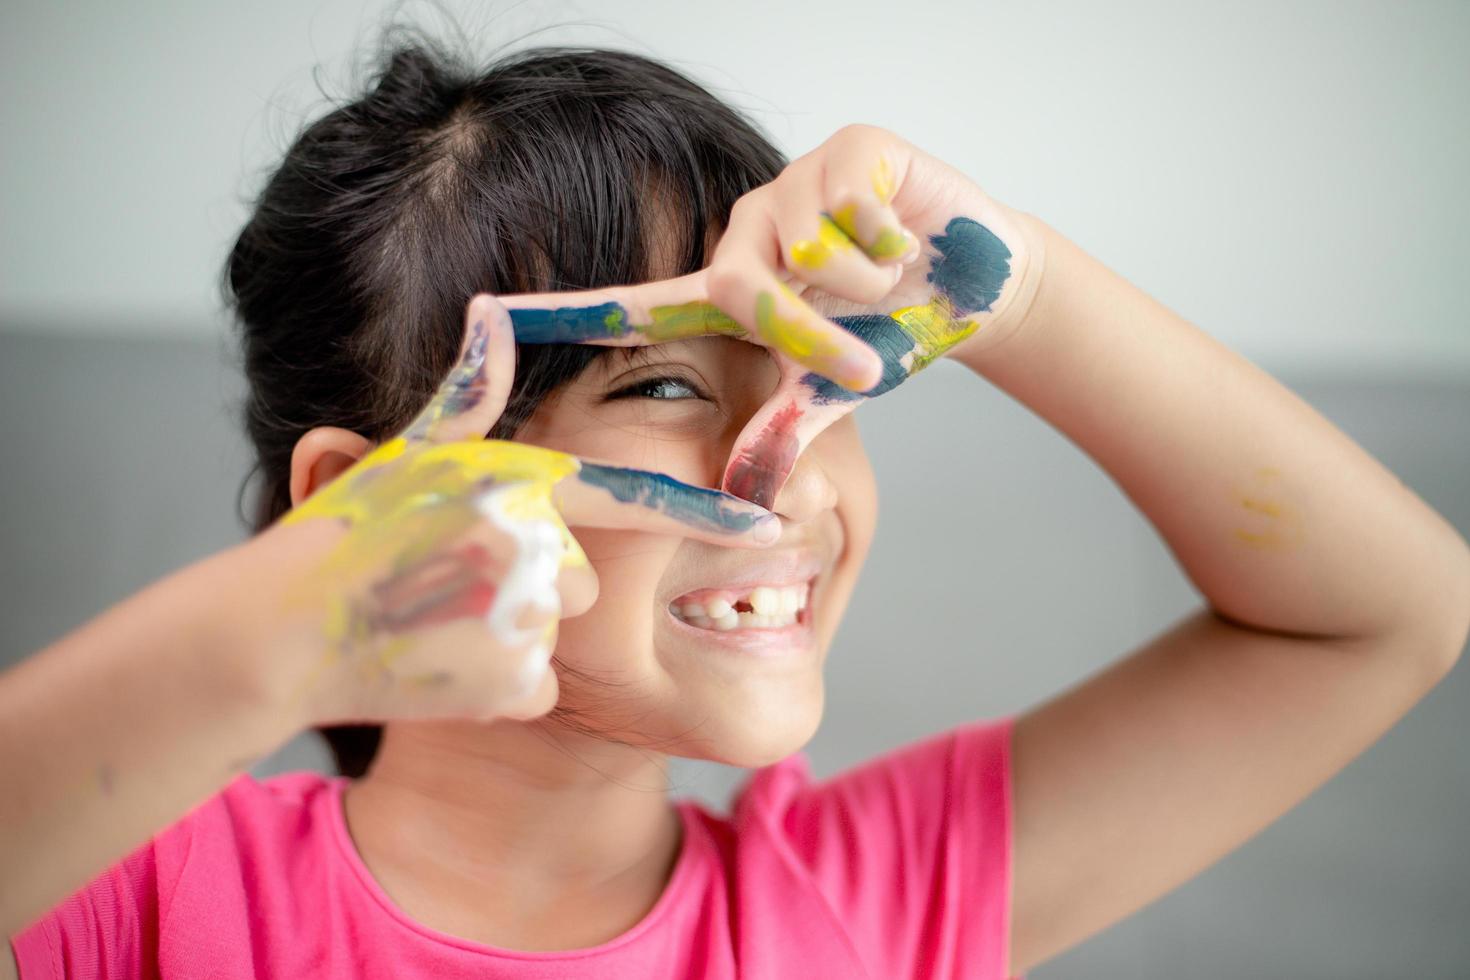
[
  {"xmin": 501, "ymin": 269, "xmax": 741, "ymax": 345},
  {"xmin": 401, "ymin": 293, "xmax": 517, "ymax": 444},
  {"xmin": 499, "ymin": 268, "xmax": 884, "ymax": 394},
  {"xmin": 553, "ymin": 460, "xmax": 783, "ymax": 549}
]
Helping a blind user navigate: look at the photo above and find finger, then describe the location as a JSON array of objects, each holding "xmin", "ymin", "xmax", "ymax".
[
  {"xmin": 721, "ymin": 366, "xmax": 864, "ymax": 510},
  {"xmin": 499, "ymin": 228, "xmax": 886, "ymax": 395},
  {"xmin": 500, "ymin": 270, "xmax": 747, "ymax": 346},
  {"xmin": 472, "ymin": 478, "xmax": 575, "ymax": 651},
  {"xmin": 818, "ymin": 128, "xmax": 922, "ymax": 265},
  {"xmin": 556, "ymin": 559, "xmax": 599, "ymax": 619},
  {"xmin": 721, "ymin": 290, "xmax": 987, "ymax": 507},
  {"xmin": 707, "ymin": 191, "xmax": 885, "ymax": 393},
  {"xmin": 553, "ymin": 463, "xmax": 782, "ymax": 547},
  {"xmin": 496, "ymin": 655, "xmax": 560, "ymax": 721},
  {"xmin": 775, "ymin": 160, "xmax": 904, "ymax": 305},
  {"xmin": 465, "ymin": 605, "xmax": 560, "ymax": 720},
  {"xmin": 403, "ymin": 293, "xmax": 516, "ymax": 443}
]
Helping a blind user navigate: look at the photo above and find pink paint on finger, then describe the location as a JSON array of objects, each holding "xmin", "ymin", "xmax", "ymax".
[
  {"xmin": 721, "ymin": 370, "xmax": 863, "ymax": 510},
  {"xmin": 723, "ymin": 401, "xmax": 802, "ymax": 510}
]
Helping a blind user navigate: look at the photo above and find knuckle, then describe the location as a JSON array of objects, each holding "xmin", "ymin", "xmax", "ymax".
[
  {"xmin": 734, "ymin": 182, "xmax": 776, "ymax": 214},
  {"xmin": 849, "ymin": 270, "xmax": 896, "ymax": 305},
  {"xmin": 831, "ymin": 122, "xmax": 882, "ymax": 145},
  {"xmin": 705, "ymin": 261, "xmax": 748, "ymax": 307}
]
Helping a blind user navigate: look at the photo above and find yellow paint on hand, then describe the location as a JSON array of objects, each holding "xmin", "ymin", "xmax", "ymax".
[
  {"xmin": 754, "ymin": 284, "xmax": 870, "ymax": 389},
  {"xmin": 277, "ymin": 437, "xmax": 593, "ymax": 714},
  {"xmin": 871, "ymin": 156, "xmax": 895, "ymax": 206},
  {"xmin": 789, "ymin": 213, "xmax": 858, "ymax": 270},
  {"xmin": 830, "ymin": 203, "xmax": 861, "ymax": 244},
  {"xmin": 822, "ymin": 201, "xmax": 909, "ymax": 262},
  {"xmin": 285, "ymin": 437, "xmax": 587, "ymax": 567},
  {"xmin": 865, "ymin": 225, "xmax": 911, "ymax": 260},
  {"xmin": 644, "ymin": 301, "xmax": 747, "ymax": 341},
  {"xmin": 887, "ymin": 293, "xmax": 980, "ymax": 371},
  {"xmin": 603, "ymin": 307, "xmax": 628, "ymax": 337}
]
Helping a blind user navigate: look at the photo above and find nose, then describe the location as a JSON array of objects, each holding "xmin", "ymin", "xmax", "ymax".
[{"xmin": 769, "ymin": 445, "xmax": 839, "ymax": 525}]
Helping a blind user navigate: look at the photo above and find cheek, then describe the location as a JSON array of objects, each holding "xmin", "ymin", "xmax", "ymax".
[
  {"xmin": 550, "ymin": 528, "xmax": 673, "ymax": 670},
  {"xmin": 820, "ymin": 419, "xmax": 878, "ymax": 550},
  {"xmin": 518, "ymin": 408, "xmax": 729, "ymax": 491}
]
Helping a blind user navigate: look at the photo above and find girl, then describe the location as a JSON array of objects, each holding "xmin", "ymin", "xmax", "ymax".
[{"xmin": 3, "ymin": 36, "xmax": 1467, "ymax": 980}]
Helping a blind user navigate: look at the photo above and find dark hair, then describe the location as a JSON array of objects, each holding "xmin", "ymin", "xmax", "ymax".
[{"xmin": 221, "ymin": 31, "xmax": 786, "ymax": 777}]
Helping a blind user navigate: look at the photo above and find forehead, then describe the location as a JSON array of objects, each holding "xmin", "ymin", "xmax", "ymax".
[{"xmin": 639, "ymin": 176, "xmax": 728, "ymax": 280}]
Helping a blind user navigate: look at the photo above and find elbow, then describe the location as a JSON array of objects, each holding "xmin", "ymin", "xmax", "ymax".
[
  {"xmin": 1419, "ymin": 532, "xmax": 1470, "ymax": 680},
  {"xmin": 1367, "ymin": 529, "xmax": 1470, "ymax": 687}
]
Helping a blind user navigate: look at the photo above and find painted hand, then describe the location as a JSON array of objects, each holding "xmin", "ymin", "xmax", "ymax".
[
  {"xmin": 267, "ymin": 295, "xmax": 780, "ymax": 727},
  {"xmin": 498, "ymin": 124, "xmax": 1039, "ymax": 508}
]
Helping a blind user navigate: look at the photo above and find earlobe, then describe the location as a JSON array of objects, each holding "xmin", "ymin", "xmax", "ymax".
[{"xmin": 289, "ymin": 427, "xmax": 374, "ymax": 507}]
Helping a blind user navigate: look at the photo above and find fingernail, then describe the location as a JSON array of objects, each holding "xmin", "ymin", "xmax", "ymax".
[
  {"xmin": 840, "ymin": 352, "xmax": 883, "ymax": 392},
  {"xmin": 459, "ymin": 317, "xmax": 489, "ymax": 368},
  {"xmin": 753, "ymin": 515, "xmax": 782, "ymax": 545},
  {"xmin": 901, "ymin": 229, "xmax": 922, "ymax": 264}
]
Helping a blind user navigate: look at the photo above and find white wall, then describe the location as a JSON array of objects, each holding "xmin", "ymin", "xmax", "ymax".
[{"xmin": 4, "ymin": 0, "xmax": 1468, "ymax": 375}]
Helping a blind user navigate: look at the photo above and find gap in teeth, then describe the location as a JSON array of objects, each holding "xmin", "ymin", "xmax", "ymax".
[{"xmin": 671, "ymin": 581, "xmax": 810, "ymax": 630}]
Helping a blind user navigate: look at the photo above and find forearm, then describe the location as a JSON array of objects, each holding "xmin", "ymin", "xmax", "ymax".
[
  {"xmin": 962, "ymin": 210, "xmax": 1470, "ymax": 644},
  {"xmin": 0, "ymin": 540, "xmax": 302, "ymax": 937}
]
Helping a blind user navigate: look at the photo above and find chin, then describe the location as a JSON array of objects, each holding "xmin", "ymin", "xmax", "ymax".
[{"xmin": 680, "ymin": 684, "xmax": 826, "ymax": 769}]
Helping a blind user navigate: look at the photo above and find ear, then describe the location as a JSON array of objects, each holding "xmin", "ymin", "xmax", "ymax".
[{"xmin": 289, "ymin": 427, "xmax": 374, "ymax": 508}]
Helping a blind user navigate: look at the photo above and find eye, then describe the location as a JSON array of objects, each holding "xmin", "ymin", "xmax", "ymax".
[{"xmin": 604, "ymin": 374, "xmax": 708, "ymax": 402}]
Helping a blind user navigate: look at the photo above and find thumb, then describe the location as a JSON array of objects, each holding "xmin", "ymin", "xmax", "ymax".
[{"xmin": 403, "ymin": 293, "xmax": 517, "ymax": 444}]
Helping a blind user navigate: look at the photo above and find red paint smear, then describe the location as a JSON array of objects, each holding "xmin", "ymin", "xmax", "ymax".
[
  {"xmin": 723, "ymin": 401, "xmax": 802, "ymax": 510},
  {"xmin": 367, "ymin": 540, "xmax": 503, "ymax": 633}
]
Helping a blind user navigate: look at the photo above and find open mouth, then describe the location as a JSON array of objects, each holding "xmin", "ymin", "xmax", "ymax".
[{"xmin": 668, "ymin": 578, "xmax": 813, "ymax": 631}]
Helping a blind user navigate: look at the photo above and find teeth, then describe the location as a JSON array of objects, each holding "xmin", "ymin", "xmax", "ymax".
[{"xmin": 671, "ymin": 582, "xmax": 811, "ymax": 631}]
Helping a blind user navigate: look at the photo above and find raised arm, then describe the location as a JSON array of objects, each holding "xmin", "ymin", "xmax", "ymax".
[
  {"xmin": 964, "ymin": 212, "xmax": 1470, "ymax": 975},
  {"xmin": 489, "ymin": 123, "xmax": 1470, "ymax": 974},
  {"xmin": 0, "ymin": 534, "xmax": 302, "ymax": 941}
]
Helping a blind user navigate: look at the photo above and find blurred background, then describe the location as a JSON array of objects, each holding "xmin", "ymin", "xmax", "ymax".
[{"xmin": 2, "ymin": 1, "xmax": 1467, "ymax": 976}]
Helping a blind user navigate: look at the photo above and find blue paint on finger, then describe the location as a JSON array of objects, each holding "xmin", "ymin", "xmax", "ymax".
[
  {"xmin": 577, "ymin": 463, "xmax": 773, "ymax": 535},
  {"xmin": 800, "ymin": 215, "xmax": 1013, "ymax": 404},
  {"xmin": 509, "ymin": 303, "xmax": 629, "ymax": 342}
]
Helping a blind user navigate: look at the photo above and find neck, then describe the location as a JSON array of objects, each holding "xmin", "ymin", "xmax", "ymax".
[{"xmin": 340, "ymin": 717, "xmax": 684, "ymax": 946}]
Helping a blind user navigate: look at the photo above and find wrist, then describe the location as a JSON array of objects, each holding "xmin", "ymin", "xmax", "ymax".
[
  {"xmin": 951, "ymin": 206, "xmax": 1052, "ymax": 372},
  {"xmin": 190, "ymin": 524, "xmax": 335, "ymax": 740}
]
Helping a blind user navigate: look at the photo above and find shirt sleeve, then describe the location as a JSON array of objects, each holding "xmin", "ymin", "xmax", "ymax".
[
  {"xmin": 7, "ymin": 836, "xmax": 162, "ymax": 980},
  {"xmin": 776, "ymin": 715, "xmax": 1018, "ymax": 980}
]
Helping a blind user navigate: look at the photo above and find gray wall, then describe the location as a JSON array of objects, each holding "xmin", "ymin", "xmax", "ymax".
[
  {"xmin": 4, "ymin": 0, "xmax": 1469, "ymax": 376},
  {"xmin": 2, "ymin": 333, "xmax": 1465, "ymax": 978}
]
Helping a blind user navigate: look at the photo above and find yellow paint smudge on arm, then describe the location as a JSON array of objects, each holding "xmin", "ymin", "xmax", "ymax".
[{"xmin": 1228, "ymin": 467, "xmax": 1304, "ymax": 550}]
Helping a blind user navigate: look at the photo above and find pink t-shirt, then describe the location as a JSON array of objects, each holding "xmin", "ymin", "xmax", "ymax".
[{"xmin": 11, "ymin": 716, "xmax": 1017, "ymax": 979}]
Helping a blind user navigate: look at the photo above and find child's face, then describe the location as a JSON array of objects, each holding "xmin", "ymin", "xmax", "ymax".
[{"xmin": 516, "ymin": 335, "xmax": 878, "ymax": 767}]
